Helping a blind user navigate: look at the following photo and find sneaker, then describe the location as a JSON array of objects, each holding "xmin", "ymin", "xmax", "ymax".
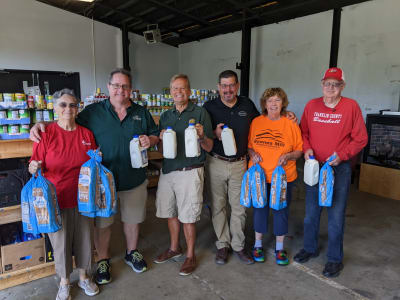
[
  {"xmin": 56, "ymin": 284, "xmax": 71, "ymax": 300},
  {"xmin": 322, "ymin": 262, "xmax": 344, "ymax": 278},
  {"xmin": 95, "ymin": 259, "xmax": 111, "ymax": 285},
  {"xmin": 275, "ymin": 250, "xmax": 289, "ymax": 266},
  {"xmin": 293, "ymin": 249, "xmax": 319, "ymax": 263},
  {"xmin": 125, "ymin": 249, "xmax": 148, "ymax": 273},
  {"xmin": 179, "ymin": 256, "xmax": 196, "ymax": 276},
  {"xmin": 215, "ymin": 247, "xmax": 229, "ymax": 265},
  {"xmin": 252, "ymin": 247, "xmax": 265, "ymax": 263},
  {"xmin": 78, "ymin": 279, "xmax": 99, "ymax": 296},
  {"xmin": 154, "ymin": 248, "xmax": 183, "ymax": 264},
  {"xmin": 234, "ymin": 249, "xmax": 255, "ymax": 265}
]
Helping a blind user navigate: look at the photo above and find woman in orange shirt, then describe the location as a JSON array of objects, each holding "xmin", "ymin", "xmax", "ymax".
[{"xmin": 248, "ymin": 88, "xmax": 303, "ymax": 265}]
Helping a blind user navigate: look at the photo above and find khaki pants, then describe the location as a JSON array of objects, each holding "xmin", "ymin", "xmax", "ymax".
[
  {"xmin": 48, "ymin": 207, "xmax": 93, "ymax": 279},
  {"xmin": 205, "ymin": 155, "xmax": 247, "ymax": 252}
]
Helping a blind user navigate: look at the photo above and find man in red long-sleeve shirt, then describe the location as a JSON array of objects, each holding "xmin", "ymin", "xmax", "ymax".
[{"xmin": 294, "ymin": 67, "xmax": 368, "ymax": 278}]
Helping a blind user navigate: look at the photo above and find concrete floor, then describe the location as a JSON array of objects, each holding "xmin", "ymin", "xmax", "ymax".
[{"xmin": 2, "ymin": 176, "xmax": 400, "ymax": 300}]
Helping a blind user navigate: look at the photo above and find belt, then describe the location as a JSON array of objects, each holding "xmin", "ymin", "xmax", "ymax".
[
  {"xmin": 175, "ymin": 164, "xmax": 204, "ymax": 172},
  {"xmin": 210, "ymin": 152, "xmax": 246, "ymax": 162}
]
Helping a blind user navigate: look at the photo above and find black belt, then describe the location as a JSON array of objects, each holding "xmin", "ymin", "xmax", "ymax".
[
  {"xmin": 210, "ymin": 152, "xmax": 246, "ymax": 162},
  {"xmin": 175, "ymin": 164, "xmax": 204, "ymax": 171}
]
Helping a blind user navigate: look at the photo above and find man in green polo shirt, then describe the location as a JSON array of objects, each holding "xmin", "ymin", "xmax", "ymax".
[
  {"xmin": 154, "ymin": 74, "xmax": 213, "ymax": 276},
  {"xmin": 30, "ymin": 68, "xmax": 159, "ymax": 285}
]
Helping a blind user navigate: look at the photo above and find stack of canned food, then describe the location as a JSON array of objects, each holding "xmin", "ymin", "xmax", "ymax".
[
  {"xmin": 131, "ymin": 89, "xmax": 219, "ymax": 117},
  {"xmin": 0, "ymin": 92, "xmax": 57, "ymax": 139}
]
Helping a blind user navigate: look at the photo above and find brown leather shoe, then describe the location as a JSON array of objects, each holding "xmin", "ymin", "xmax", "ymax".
[
  {"xmin": 154, "ymin": 248, "xmax": 183, "ymax": 264},
  {"xmin": 234, "ymin": 249, "xmax": 255, "ymax": 265},
  {"xmin": 215, "ymin": 247, "xmax": 229, "ymax": 265},
  {"xmin": 179, "ymin": 256, "xmax": 196, "ymax": 276}
]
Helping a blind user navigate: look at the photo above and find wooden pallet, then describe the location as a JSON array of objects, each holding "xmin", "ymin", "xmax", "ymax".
[
  {"xmin": 0, "ymin": 262, "xmax": 55, "ymax": 290},
  {"xmin": 0, "ymin": 139, "xmax": 32, "ymax": 159}
]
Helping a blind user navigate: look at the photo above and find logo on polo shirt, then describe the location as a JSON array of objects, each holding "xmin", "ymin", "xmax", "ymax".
[
  {"xmin": 238, "ymin": 111, "xmax": 247, "ymax": 117},
  {"xmin": 132, "ymin": 115, "xmax": 142, "ymax": 121},
  {"xmin": 82, "ymin": 140, "xmax": 91, "ymax": 146}
]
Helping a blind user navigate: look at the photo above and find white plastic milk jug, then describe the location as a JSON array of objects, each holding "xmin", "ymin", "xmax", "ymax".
[
  {"xmin": 185, "ymin": 122, "xmax": 200, "ymax": 157},
  {"xmin": 221, "ymin": 125, "xmax": 237, "ymax": 156},
  {"xmin": 304, "ymin": 155, "xmax": 319, "ymax": 186},
  {"xmin": 163, "ymin": 127, "xmax": 177, "ymax": 159},
  {"xmin": 130, "ymin": 135, "xmax": 148, "ymax": 168}
]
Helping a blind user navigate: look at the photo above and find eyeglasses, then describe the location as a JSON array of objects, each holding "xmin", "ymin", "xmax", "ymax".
[
  {"xmin": 219, "ymin": 83, "xmax": 237, "ymax": 89},
  {"xmin": 323, "ymin": 82, "xmax": 343, "ymax": 88},
  {"xmin": 58, "ymin": 102, "xmax": 78, "ymax": 108},
  {"xmin": 109, "ymin": 83, "xmax": 131, "ymax": 91}
]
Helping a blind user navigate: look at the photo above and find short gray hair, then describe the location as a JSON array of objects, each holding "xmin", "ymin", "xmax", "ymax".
[
  {"xmin": 170, "ymin": 74, "xmax": 191, "ymax": 90},
  {"xmin": 53, "ymin": 88, "xmax": 79, "ymax": 105},
  {"xmin": 108, "ymin": 68, "xmax": 132, "ymax": 85}
]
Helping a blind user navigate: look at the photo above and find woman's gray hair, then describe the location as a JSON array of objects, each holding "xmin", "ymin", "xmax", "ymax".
[{"xmin": 53, "ymin": 88, "xmax": 80, "ymax": 105}]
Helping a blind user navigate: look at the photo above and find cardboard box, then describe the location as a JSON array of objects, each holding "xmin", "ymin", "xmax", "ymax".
[{"xmin": 1, "ymin": 237, "xmax": 45, "ymax": 273}]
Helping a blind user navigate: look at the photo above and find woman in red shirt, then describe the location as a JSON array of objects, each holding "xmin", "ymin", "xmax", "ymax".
[{"xmin": 29, "ymin": 89, "xmax": 99, "ymax": 300}]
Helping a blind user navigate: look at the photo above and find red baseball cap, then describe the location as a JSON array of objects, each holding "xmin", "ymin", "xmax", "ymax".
[{"xmin": 322, "ymin": 67, "xmax": 345, "ymax": 82}]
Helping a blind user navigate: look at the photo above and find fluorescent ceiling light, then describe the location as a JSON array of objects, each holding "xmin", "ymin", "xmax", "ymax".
[{"xmin": 75, "ymin": 0, "xmax": 95, "ymax": 2}]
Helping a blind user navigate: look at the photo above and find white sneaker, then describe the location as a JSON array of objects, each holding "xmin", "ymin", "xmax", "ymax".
[
  {"xmin": 78, "ymin": 279, "xmax": 99, "ymax": 296},
  {"xmin": 56, "ymin": 284, "xmax": 71, "ymax": 300}
]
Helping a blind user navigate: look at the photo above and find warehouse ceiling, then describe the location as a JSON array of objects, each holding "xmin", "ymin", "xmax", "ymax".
[{"xmin": 36, "ymin": 0, "xmax": 371, "ymax": 47}]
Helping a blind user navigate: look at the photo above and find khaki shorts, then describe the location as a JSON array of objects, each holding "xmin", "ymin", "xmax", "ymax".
[
  {"xmin": 156, "ymin": 167, "xmax": 204, "ymax": 224},
  {"xmin": 95, "ymin": 180, "xmax": 148, "ymax": 228}
]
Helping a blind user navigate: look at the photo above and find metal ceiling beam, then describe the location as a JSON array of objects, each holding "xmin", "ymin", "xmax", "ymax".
[
  {"xmin": 91, "ymin": 1, "xmax": 194, "ymax": 44},
  {"xmin": 183, "ymin": 0, "xmax": 320, "ymax": 37},
  {"xmin": 146, "ymin": 0, "xmax": 211, "ymax": 27},
  {"xmin": 99, "ymin": 0, "xmax": 140, "ymax": 20}
]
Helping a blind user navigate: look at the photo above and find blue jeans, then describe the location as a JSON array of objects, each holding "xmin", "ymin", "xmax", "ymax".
[
  {"xmin": 253, "ymin": 182, "xmax": 294, "ymax": 236},
  {"xmin": 303, "ymin": 161, "xmax": 351, "ymax": 263}
]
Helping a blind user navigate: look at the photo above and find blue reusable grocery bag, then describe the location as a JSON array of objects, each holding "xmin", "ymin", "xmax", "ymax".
[
  {"xmin": 21, "ymin": 176, "xmax": 39, "ymax": 235},
  {"xmin": 251, "ymin": 164, "xmax": 267, "ymax": 208},
  {"xmin": 78, "ymin": 149, "xmax": 117, "ymax": 218},
  {"xmin": 31, "ymin": 170, "xmax": 62, "ymax": 233},
  {"xmin": 94, "ymin": 163, "xmax": 117, "ymax": 218},
  {"xmin": 240, "ymin": 167, "xmax": 252, "ymax": 208},
  {"xmin": 319, "ymin": 155, "xmax": 336, "ymax": 207},
  {"xmin": 78, "ymin": 149, "xmax": 101, "ymax": 214},
  {"xmin": 269, "ymin": 166, "xmax": 288, "ymax": 210}
]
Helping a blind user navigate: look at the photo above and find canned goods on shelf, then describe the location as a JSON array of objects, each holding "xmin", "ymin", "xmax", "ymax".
[
  {"xmin": 46, "ymin": 95, "xmax": 54, "ymax": 109},
  {"xmin": 0, "ymin": 125, "xmax": 8, "ymax": 134},
  {"xmin": 15, "ymin": 93, "xmax": 26, "ymax": 102},
  {"xmin": 20, "ymin": 124, "xmax": 30, "ymax": 134},
  {"xmin": 18, "ymin": 109, "xmax": 29, "ymax": 118},
  {"xmin": 35, "ymin": 95, "xmax": 45, "ymax": 109},
  {"xmin": 8, "ymin": 124, "xmax": 20, "ymax": 135},
  {"xmin": 34, "ymin": 110, "xmax": 44, "ymax": 123},
  {"xmin": 3, "ymin": 93, "xmax": 15, "ymax": 102},
  {"xmin": 27, "ymin": 96, "xmax": 35, "ymax": 108},
  {"xmin": 7, "ymin": 110, "xmax": 19, "ymax": 120},
  {"xmin": 0, "ymin": 110, "xmax": 6, "ymax": 119},
  {"xmin": 54, "ymin": 112, "xmax": 59, "ymax": 121},
  {"xmin": 43, "ymin": 109, "xmax": 54, "ymax": 122}
]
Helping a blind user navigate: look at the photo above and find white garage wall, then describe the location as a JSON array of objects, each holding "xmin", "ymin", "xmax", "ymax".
[
  {"xmin": 0, "ymin": 0, "xmax": 122, "ymax": 99},
  {"xmin": 340, "ymin": 0, "xmax": 400, "ymax": 116},
  {"xmin": 249, "ymin": 11, "xmax": 332, "ymax": 118},
  {"xmin": 178, "ymin": 32, "xmax": 242, "ymax": 90},
  {"xmin": 129, "ymin": 33, "xmax": 179, "ymax": 93},
  {"xmin": 177, "ymin": 12, "xmax": 332, "ymax": 118}
]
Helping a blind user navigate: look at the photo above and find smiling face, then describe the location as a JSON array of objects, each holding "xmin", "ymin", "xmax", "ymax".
[
  {"xmin": 218, "ymin": 76, "xmax": 239, "ymax": 104},
  {"xmin": 170, "ymin": 78, "xmax": 190, "ymax": 106},
  {"xmin": 107, "ymin": 72, "xmax": 132, "ymax": 105},
  {"xmin": 54, "ymin": 94, "xmax": 79, "ymax": 122},
  {"xmin": 265, "ymin": 95, "xmax": 283, "ymax": 117},
  {"xmin": 321, "ymin": 79, "xmax": 345, "ymax": 99}
]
